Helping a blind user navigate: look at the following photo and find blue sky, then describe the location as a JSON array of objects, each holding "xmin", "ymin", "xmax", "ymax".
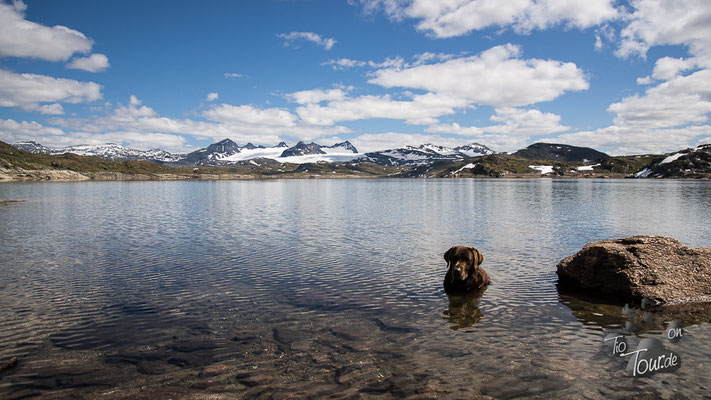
[{"xmin": 1, "ymin": 0, "xmax": 710, "ymax": 155}]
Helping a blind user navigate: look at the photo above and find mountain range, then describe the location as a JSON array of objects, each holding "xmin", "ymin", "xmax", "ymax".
[
  {"xmin": 5, "ymin": 138, "xmax": 711, "ymax": 180},
  {"xmin": 13, "ymin": 139, "xmax": 497, "ymax": 167},
  {"xmin": 12, "ymin": 141, "xmax": 184, "ymax": 163}
]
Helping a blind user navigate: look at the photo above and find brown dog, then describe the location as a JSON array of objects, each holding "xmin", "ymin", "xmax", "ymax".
[{"xmin": 443, "ymin": 246, "xmax": 490, "ymax": 294}]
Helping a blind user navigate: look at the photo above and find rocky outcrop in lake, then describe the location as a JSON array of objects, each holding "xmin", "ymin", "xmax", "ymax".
[{"xmin": 557, "ymin": 236, "xmax": 711, "ymax": 306}]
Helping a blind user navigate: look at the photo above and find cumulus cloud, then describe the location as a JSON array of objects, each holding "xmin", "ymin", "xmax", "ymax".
[
  {"xmin": 424, "ymin": 107, "xmax": 569, "ymax": 151},
  {"xmin": 0, "ymin": 0, "xmax": 93, "ymax": 61},
  {"xmin": 617, "ymin": 0, "xmax": 711, "ymax": 62},
  {"xmin": 0, "ymin": 118, "xmax": 65, "ymax": 139},
  {"xmin": 285, "ymin": 88, "xmax": 350, "ymax": 104},
  {"xmin": 352, "ymin": 0, "xmax": 618, "ymax": 38},
  {"xmin": 322, "ymin": 58, "xmax": 368, "ymax": 70},
  {"xmin": 296, "ymin": 45, "xmax": 585, "ymax": 147},
  {"xmin": 39, "ymin": 96, "xmax": 351, "ymax": 150},
  {"xmin": 36, "ymin": 103, "xmax": 65, "ymax": 115},
  {"xmin": 295, "ymin": 92, "xmax": 467, "ymax": 126},
  {"xmin": 206, "ymin": 92, "xmax": 219, "ymax": 102},
  {"xmin": 554, "ymin": 125, "xmax": 711, "ymax": 155},
  {"xmin": 569, "ymin": 0, "xmax": 711, "ymax": 154},
  {"xmin": 485, "ymin": 107, "xmax": 569, "ymax": 135},
  {"xmin": 368, "ymin": 44, "xmax": 589, "ymax": 107},
  {"xmin": 323, "ymin": 53, "xmax": 453, "ymax": 71},
  {"xmin": 277, "ymin": 32, "xmax": 337, "ymax": 50},
  {"xmin": 0, "ymin": 117, "xmax": 193, "ymax": 152},
  {"xmin": 0, "ymin": 69, "xmax": 102, "ymax": 111},
  {"xmin": 203, "ymin": 104, "xmax": 298, "ymax": 127},
  {"xmin": 66, "ymin": 53, "xmax": 110, "ymax": 72},
  {"xmin": 608, "ymin": 70, "xmax": 711, "ymax": 130},
  {"xmin": 650, "ymin": 57, "xmax": 697, "ymax": 81}
]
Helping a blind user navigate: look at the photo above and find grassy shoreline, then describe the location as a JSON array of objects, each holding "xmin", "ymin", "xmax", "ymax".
[{"xmin": 3, "ymin": 140, "xmax": 709, "ymax": 182}]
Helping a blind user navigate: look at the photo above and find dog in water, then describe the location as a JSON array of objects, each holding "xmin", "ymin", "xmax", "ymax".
[{"xmin": 443, "ymin": 246, "xmax": 490, "ymax": 294}]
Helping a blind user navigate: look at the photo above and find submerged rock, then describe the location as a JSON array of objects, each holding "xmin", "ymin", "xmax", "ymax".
[
  {"xmin": 557, "ymin": 236, "xmax": 711, "ymax": 305},
  {"xmin": 0, "ymin": 357, "xmax": 18, "ymax": 373}
]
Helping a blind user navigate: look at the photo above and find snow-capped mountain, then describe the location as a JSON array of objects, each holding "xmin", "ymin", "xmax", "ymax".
[
  {"xmin": 278, "ymin": 141, "xmax": 359, "ymax": 158},
  {"xmin": 181, "ymin": 138, "xmax": 243, "ymax": 165},
  {"xmin": 12, "ymin": 141, "xmax": 52, "ymax": 154},
  {"xmin": 280, "ymin": 141, "xmax": 326, "ymax": 157},
  {"xmin": 325, "ymin": 141, "xmax": 358, "ymax": 154},
  {"xmin": 11, "ymin": 139, "xmax": 493, "ymax": 167},
  {"xmin": 182, "ymin": 140, "xmax": 361, "ymax": 165},
  {"xmin": 634, "ymin": 144, "xmax": 711, "ymax": 178},
  {"xmin": 355, "ymin": 142, "xmax": 495, "ymax": 166},
  {"xmin": 454, "ymin": 143, "xmax": 496, "ymax": 157},
  {"xmin": 12, "ymin": 141, "xmax": 183, "ymax": 162}
]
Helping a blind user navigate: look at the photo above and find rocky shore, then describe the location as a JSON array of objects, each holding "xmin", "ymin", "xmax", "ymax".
[
  {"xmin": 557, "ymin": 236, "xmax": 711, "ymax": 306},
  {"xmin": 0, "ymin": 168, "xmax": 374, "ymax": 182}
]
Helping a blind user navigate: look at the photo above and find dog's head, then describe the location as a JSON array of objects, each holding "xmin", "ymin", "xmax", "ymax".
[{"xmin": 444, "ymin": 246, "xmax": 484, "ymax": 283}]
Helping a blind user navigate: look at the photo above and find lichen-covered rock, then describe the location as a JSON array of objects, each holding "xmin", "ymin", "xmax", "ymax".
[{"xmin": 556, "ymin": 236, "xmax": 711, "ymax": 305}]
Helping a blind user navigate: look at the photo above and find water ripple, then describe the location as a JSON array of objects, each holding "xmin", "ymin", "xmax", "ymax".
[{"xmin": 1, "ymin": 179, "xmax": 711, "ymax": 398}]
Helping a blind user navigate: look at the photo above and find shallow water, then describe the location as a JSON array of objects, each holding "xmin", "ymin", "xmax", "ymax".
[{"xmin": 1, "ymin": 179, "xmax": 710, "ymax": 399}]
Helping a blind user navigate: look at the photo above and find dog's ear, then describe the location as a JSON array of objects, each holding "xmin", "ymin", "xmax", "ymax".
[
  {"xmin": 469, "ymin": 247, "xmax": 483, "ymax": 266},
  {"xmin": 443, "ymin": 247, "xmax": 454, "ymax": 266}
]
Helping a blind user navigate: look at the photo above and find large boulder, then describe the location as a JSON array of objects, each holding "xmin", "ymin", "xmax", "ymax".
[{"xmin": 557, "ymin": 236, "xmax": 711, "ymax": 305}]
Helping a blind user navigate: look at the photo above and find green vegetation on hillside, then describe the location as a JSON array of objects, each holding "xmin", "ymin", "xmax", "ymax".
[
  {"xmin": 0, "ymin": 140, "xmax": 403, "ymax": 178},
  {"xmin": 595, "ymin": 155, "xmax": 657, "ymax": 174},
  {"xmin": 1, "ymin": 140, "xmax": 193, "ymax": 174},
  {"xmin": 3, "ymin": 140, "xmax": 708, "ymax": 181}
]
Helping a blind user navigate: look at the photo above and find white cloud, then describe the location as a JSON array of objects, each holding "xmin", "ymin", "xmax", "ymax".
[
  {"xmin": 0, "ymin": 118, "xmax": 65, "ymax": 139},
  {"xmin": 609, "ymin": 69, "xmax": 711, "ymax": 129},
  {"xmin": 594, "ymin": 34, "xmax": 603, "ymax": 51},
  {"xmin": 0, "ymin": 69, "xmax": 102, "ymax": 111},
  {"xmin": 651, "ymin": 57, "xmax": 697, "ymax": 81},
  {"xmin": 636, "ymin": 75, "xmax": 653, "ymax": 85},
  {"xmin": 41, "ymin": 96, "xmax": 351, "ymax": 149},
  {"xmin": 277, "ymin": 32, "xmax": 337, "ymax": 50},
  {"xmin": 295, "ymin": 92, "xmax": 466, "ymax": 126},
  {"xmin": 129, "ymin": 95, "xmax": 142, "ymax": 106},
  {"xmin": 0, "ymin": 1, "xmax": 93, "ymax": 61},
  {"xmin": 426, "ymin": 122, "xmax": 483, "ymax": 136},
  {"xmin": 203, "ymin": 104, "xmax": 298, "ymax": 127},
  {"xmin": 66, "ymin": 53, "xmax": 110, "ymax": 72},
  {"xmin": 554, "ymin": 125, "xmax": 711, "ymax": 155},
  {"xmin": 224, "ymin": 72, "xmax": 244, "ymax": 79},
  {"xmin": 424, "ymin": 107, "xmax": 568, "ymax": 151},
  {"xmin": 486, "ymin": 107, "xmax": 569, "ymax": 135},
  {"xmin": 322, "ymin": 58, "xmax": 367, "ymax": 70},
  {"xmin": 206, "ymin": 92, "xmax": 219, "ymax": 102},
  {"xmin": 587, "ymin": 0, "xmax": 711, "ymax": 154},
  {"xmin": 36, "ymin": 103, "xmax": 65, "ymax": 115},
  {"xmin": 368, "ymin": 44, "xmax": 589, "ymax": 107},
  {"xmin": 286, "ymin": 88, "xmax": 349, "ymax": 104},
  {"xmin": 617, "ymin": 0, "xmax": 711, "ymax": 63},
  {"xmin": 324, "ymin": 53, "xmax": 454, "ymax": 71},
  {"xmin": 0, "ymin": 117, "xmax": 192, "ymax": 152},
  {"xmin": 353, "ymin": 0, "xmax": 618, "ymax": 38}
]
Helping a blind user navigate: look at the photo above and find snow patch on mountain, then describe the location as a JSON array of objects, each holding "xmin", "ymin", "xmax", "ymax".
[
  {"xmin": 529, "ymin": 165, "xmax": 554, "ymax": 175},
  {"xmin": 356, "ymin": 142, "xmax": 495, "ymax": 166},
  {"xmin": 660, "ymin": 152, "xmax": 684, "ymax": 165},
  {"xmin": 13, "ymin": 141, "xmax": 184, "ymax": 162},
  {"xmin": 451, "ymin": 163, "xmax": 477, "ymax": 175}
]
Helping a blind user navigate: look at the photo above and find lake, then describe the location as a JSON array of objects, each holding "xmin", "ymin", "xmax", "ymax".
[{"xmin": 1, "ymin": 179, "xmax": 710, "ymax": 399}]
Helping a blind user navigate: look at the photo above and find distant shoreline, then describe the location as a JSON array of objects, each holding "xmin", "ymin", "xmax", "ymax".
[{"xmin": 4, "ymin": 169, "xmax": 702, "ymax": 183}]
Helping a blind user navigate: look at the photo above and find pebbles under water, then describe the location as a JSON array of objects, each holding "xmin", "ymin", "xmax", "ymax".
[{"xmin": 1, "ymin": 179, "xmax": 711, "ymax": 398}]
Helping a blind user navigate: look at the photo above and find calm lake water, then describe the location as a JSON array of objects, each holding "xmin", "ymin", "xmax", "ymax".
[{"xmin": 1, "ymin": 179, "xmax": 711, "ymax": 399}]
